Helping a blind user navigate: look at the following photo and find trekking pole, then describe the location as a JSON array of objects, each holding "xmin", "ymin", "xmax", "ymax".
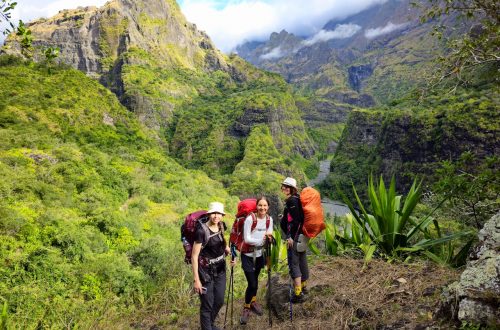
[
  {"xmin": 230, "ymin": 245, "xmax": 237, "ymax": 329},
  {"xmin": 223, "ymin": 264, "xmax": 231, "ymax": 329},
  {"xmin": 265, "ymin": 235, "xmax": 274, "ymax": 327},
  {"xmin": 287, "ymin": 247, "xmax": 293, "ymax": 323},
  {"xmin": 223, "ymin": 245, "xmax": 237, "ymax": 329}
]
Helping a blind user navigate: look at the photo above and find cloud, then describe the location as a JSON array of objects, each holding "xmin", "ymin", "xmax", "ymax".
[
  {"xmin": 302, "ymin": 24, "xmax": 362, "ymax": 46},
  {"xmin": 260, "ymin": 46, "xmax": 284, "ymax": 60},
  {"xmin": 2, "ymin": 0, "xmax": 393, "ymax": 51},
  {"xmin": 364, "ymin": 21, "xmax": 407, "ymax": 39},
  {"xmin": 180, "ymin": 0, "xmax": 389, "ymax": 53}
]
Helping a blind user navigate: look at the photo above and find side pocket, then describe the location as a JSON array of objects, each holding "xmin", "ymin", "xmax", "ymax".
[
  {"xmin": 198, "ymin": 267, "xmax": 211, "ymax": 283},
  {"xmin": 295, "ymin": 234, "xmax": 308, "ymax": 253}
]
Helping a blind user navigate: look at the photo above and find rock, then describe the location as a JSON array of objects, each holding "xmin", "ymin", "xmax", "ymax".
[
  {"xmin": 266, "ymin": 276, "xmax": 292, "ymax": 321},
  {"xmin": 437, "ymin": 212, "xmax": 500, "ymax": 327},
  {"xmin": 348, "ymin": 64, "xmax": 373, "ymax": 92}
]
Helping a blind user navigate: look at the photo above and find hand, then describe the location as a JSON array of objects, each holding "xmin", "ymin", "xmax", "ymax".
[
  {"xmin": 230, "ymin": 258, "xmax": 237, "ymax": 267},
  {"xmin": 287, "ymin": 238, "xmax": 294, "ymax": 249},
  {"xmin": 225, "ymin": 246, "xmax": 230, "ymax": 256},
  {"xmin": 193, "ymin": 279, "xmax": 203, "ymax": 294}
]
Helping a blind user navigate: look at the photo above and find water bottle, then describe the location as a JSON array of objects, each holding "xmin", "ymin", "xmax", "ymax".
[{"xmin": 182, "ymin": 237, "xmax": 192, "ymax": 262}]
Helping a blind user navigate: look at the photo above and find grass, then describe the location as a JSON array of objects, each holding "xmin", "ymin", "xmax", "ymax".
[{"xmin": 158, "ymin": 256, "xmax": 460, "ymax": 329}]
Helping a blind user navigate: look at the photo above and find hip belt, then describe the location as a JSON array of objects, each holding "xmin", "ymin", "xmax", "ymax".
[{"xmin": 208, "ymin": 254, "xmax": 224, "ymax": 264}]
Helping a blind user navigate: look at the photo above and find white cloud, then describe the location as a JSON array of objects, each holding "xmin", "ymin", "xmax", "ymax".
[
  {"xmin": 364, "ymin": 21, "xmax": 407, "ymax": 39},
  {"xmin": 2, "ymin": 0, "xmax": 393, "ymax": 51},
  {"xmin": 260, "ymin": 46, "xmax": 284, "ymax": 60},
  {"xmin": 302, "ymin": 24, "xmax": 361, "ymax": 46},
  {"xmin": 180, "ymin": 0, "xmax": 389, "ymax": 52}
]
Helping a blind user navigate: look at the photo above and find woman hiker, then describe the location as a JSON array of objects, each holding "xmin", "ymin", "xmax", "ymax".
[
  {"xmin": 191, "ymin": 202, "xmax": 234, "ymax": 330},
  {"xmin": 280, "ymin": 177, "xmax": 308, "ymax": 303},
  {"xmin": 239, "ymin": 196, "xmax": 274, "ymax": 325}
]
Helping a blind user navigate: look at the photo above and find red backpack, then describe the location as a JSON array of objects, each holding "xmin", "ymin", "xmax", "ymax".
[
  {"xmin": 180, "ymin": 210, "xmax": 209, "ymax": 264},
  {"xmin": 230, "ymin": 199, "xmax": 270, "ymax": 253}
]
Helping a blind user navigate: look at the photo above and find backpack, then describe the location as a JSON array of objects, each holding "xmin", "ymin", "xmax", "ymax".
[
  {"xmin": 300, "ymin": 187, "xmax": 325, "ymax": 238},
  {"xmin": 180, "ymin": 210, "xmax": 209, "ymax": 264},
  {"xmin": 229, "ymin": 199, "xmax": 271, "ymax": 253}
]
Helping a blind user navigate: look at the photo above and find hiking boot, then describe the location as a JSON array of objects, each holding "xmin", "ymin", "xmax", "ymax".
[
  {"xmin": 291, "ymin": 292, "xmax": 306, "ymax": 303},
  {"xmin": 240, "ymin": 308, "xmax": 251, "ymax": 325},
  {"xmin": 250, "ymin": 301, "xmax": 263, "ymax": 316}
]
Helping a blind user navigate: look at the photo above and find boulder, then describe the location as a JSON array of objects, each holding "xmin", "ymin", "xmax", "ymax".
[{"xmin": 438, "ymin": 212, "xmax": 500, "ymax": 327}]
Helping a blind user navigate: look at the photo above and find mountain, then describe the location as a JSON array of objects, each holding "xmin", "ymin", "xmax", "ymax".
[
  {"xmin": 237, "ymin": 0, "xmax": 499, "ymax": 205},
  {"xmin": 235, "ymin": 0, "xmax": 444, "ymax": 155},
  {"xmin": 236, "ymin": 0, "xmax": 436, "ymax": 104},
  {"xmin": 2, "ymin": 0, "xmax": 315, "ymax": 194}
]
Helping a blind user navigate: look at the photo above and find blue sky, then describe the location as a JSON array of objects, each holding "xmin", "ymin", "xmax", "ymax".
[{"xmin": 2, "ymin": 0, "xmax": 388, "ymax": 52}]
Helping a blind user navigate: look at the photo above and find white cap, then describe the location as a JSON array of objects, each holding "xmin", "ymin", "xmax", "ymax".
[
  {"xmin": 281, "ymin": 177, "xmax": 297, "ymax": 189},
  {"xmin": 207, "ymin": 202, "xmax": 225, "ymax": 215}
]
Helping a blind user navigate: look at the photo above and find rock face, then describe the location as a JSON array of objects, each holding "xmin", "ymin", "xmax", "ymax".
[
  {"xmin": 3, "ymin": 0, "xmax": 228, "ymax": 130},
  {"xmin": 329, "ymin": 98, "xmax": 500, "ymax": 192},
  {"xmin": 439, "ymin": 213, "xmax": 500, "ymax": 327},
  {"xmin": 348, "ymin": 64, "xmax": 373, "ymax": 92},
  {"xmin": 4, "ymin": 1, "xmax": 226, "ymax": 78}
]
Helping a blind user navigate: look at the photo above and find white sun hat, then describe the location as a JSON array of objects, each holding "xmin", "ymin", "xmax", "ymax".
[
  {"xmin": 207, "ymin": 202, "xmax": 225, "ymax": 215},
  {"xmin": 282, "ymin": 177, "xmax": 297, "ymax": 189}
]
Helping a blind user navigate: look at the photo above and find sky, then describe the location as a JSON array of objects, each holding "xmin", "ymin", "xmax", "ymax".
[{"xmin": 2, "ymin": 0, "xmax": 390, "ymax": 52}]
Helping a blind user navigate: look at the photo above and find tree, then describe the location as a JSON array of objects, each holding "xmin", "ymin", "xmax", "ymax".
[
  {"xmin": 0, "ymin": 0, "xmax": 17, "ymax": 34},
  {"xmin": 415, "ymin": 0, "xmax": 499, "ymax": 89},
  {"xmin": 432, "ymin": 152, "xmax": 499, "ymax": 229}
]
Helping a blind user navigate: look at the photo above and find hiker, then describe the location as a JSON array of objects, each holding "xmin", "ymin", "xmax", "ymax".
[
  {"xmin": 280, "ymin": 177, "xmax": 308, "ymax": 303},
  {"xmin": 239, "ymin": 196, "xmax": 274, "ymax": 325},
  {"xmin": 191, "ymin": 202, "xmax": 233, "ymax": 330}
]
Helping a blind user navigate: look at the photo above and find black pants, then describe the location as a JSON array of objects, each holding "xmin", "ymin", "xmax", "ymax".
[
  {"xmin": 241, "ymin": 254, "xmax": 264, "ymax": 304},
  {"xmin": 199, "ymin": 268, "xmax": 226, "ymax": 330}
]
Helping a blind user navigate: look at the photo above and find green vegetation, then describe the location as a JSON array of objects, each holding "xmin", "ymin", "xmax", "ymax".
[
  {"xmin": 432, "ymin": 152, "xmax": 499, "ymax": 229},
  {"xmin": 313, "ymin": 176, "xmax": 473, "ymax": 267},
  {"xmin": 0, "ymin": 57, "xmax": 238, "ymax": 327},
  {"xmin": 416, "ymin": 0, "xmax": 499, "ymax": 88},
  {"xmin": 167, "ymin": 61, "xmax": 314, "ymax": 195},
  {"xmin": 320, "ymin": 84, "xmax": 499, "ymax": 210}
]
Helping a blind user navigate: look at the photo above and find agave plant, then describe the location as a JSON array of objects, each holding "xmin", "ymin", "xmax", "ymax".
[
  {"xmin": 269, "ymin": 227, "xmax": 288, "ymax": 272},
  {"xmin": 339, "ymin": 175, "xmax": 472, "ymax": 259}
]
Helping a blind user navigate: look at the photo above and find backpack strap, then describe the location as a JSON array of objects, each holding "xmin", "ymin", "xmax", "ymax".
[
  {"xmin": 249, "ymin": 212, "xmax": 258, "ymax": 231},
  {"xmin": 199, "ymin": 221, "xmax": 224, "ymax": 249}
]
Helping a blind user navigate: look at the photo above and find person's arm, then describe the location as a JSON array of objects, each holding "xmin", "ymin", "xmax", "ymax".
[
  {"xmin": 243, "ymin": 215, "xmax": 261, "ymax": 246},
  {"xmin": 266, "ymin": 216, "xmax": 273, "ymax": 236},
  {"xmin": 191, "ymin": 242, "xmax": 203, "ymax": 294},
  {"xmin": 286, "ymin": 196, "xmax": 303, "ymax": 248}
]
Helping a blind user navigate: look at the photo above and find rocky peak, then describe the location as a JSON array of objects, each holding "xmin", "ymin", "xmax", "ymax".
[{"xmin": 3, "ymin": 0, "xmax": 228, "ymax": 77}]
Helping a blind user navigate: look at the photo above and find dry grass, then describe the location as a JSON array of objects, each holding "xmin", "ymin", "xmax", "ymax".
[{"xmin": 133, "ymin": 256, "xmax": 460, "ymax": 329}]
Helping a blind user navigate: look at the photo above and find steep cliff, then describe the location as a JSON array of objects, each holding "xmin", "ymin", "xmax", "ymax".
[
  {"xmin": 321, "ymin": 85, "xmax": 499, "ymax": 203},
  {"xmin": 2, "ymin": 0, "xmax": 314, "ymax": 190}
]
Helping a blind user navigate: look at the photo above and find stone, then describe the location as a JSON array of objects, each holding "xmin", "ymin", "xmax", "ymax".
[{"xmin": 437, "ymin": 213, "xmax": 500, "ymax": 327}]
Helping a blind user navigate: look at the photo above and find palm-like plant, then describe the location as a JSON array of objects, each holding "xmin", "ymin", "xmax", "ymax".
[
  {"xmin": 339, "ymin": 175, "xmax": 471, "ymax": 258},
  {"xmin": 270, "ymin": 228, "xmax": 288, "ymax": 272}
]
